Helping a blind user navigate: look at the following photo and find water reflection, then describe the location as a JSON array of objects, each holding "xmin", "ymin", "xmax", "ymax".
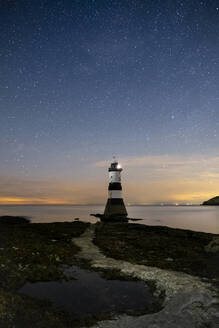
[{"xmin": 20, "ymin": 266, "xmax": 159, "ymax": 317}]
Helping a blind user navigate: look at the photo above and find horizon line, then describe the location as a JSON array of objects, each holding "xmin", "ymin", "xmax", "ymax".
[{"xmin": 0, "ymin": 202, "xmax": 202, "ymax": 206}]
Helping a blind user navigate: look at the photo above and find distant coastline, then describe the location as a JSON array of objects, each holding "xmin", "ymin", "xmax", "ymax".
[{"xmin": 202, "ymin": 196, "xmax": 219, "ymax": 206}]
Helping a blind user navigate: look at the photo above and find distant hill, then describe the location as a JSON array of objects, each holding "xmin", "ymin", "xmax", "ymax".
[{"xmin": 202, "ymin": 196, "xmax": 219, "ymax": 205}]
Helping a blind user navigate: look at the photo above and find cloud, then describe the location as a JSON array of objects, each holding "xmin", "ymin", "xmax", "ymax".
[
  {"xmin": 95, "ymin": 155, "xmax": 219, "ymax": 179},
  {"xmin": 95, "ymin": 154, "xmax": 219, "ymax": 167}
]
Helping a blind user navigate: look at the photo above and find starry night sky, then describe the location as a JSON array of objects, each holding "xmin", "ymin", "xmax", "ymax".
[{"xmin": 1, "ymin": 0, "xmax": 219, "ymax": 204}]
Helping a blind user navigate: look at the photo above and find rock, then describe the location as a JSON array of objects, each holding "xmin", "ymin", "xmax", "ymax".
[
  {"xmin": 91, "ymin": 290, "xmax": 219, "ymax": 328},
  {"xmin": 202, "ymin": 196, "xmax": 219, "ymax": 205},
  {"xmin": 0, "ymin": 216, "xmax": 30, "ymax": 224},
  {"xmin": 205, "ymin": 237, "xmax": 219, "ymax": 253}
]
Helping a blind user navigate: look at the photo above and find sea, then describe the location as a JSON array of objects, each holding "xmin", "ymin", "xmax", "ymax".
[{"xmin": 0, "ymin": 205, "xmax": 219, "ymax": 234}]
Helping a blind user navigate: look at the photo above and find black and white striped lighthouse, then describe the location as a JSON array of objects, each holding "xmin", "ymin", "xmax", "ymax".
[{"xmin": 104, "ymin": 158, "xmax": 128, "ymax": 219}]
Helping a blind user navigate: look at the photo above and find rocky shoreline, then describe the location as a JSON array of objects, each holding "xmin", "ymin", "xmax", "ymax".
[
  {"xmin": 74, "ymin": 225, "xmax": 219, "ymax": 328},
  {"xmin": 0, "ymin": 216, "xmax": 218, "ymax": 327}
]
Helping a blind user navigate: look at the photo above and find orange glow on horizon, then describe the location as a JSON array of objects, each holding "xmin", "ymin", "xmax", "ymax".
[
  {"xmin": 0, "ymin": 191, "xmax": 218, "ymax": 205},
  {"xmin": 0, "ymin": 197, "xmax": 75, "ymax": 205}
]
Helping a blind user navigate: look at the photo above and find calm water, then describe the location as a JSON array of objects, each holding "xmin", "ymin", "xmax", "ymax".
[
  {"xmin": 20, "ymin": 265, "xmax": 158, "ymax": 317},
  {"xmin": 0, "ymin": 205, "xmax": 219, "ymax": 234}
]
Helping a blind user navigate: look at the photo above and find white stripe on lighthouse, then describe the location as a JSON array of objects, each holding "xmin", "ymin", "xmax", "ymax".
[
  {"xmin": 109, "ymin": 171, "xmax": 121, "ymax": 183},
  {"xmin": 108, "ymin": 190, "xmax": 122, "ymax": 199}
]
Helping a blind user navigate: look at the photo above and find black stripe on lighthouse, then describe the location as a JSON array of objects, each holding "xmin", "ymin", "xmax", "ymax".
[
  {"xmin": 107, "ymin": 198, "xmax": 125, "ymax": 205},
  {"xmin": 108, "ymin": 182, "xmax": 122, "ymax": 190}
]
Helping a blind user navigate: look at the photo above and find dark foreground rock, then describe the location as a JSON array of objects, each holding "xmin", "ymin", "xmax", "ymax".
[
  {"xmin": 0, "ymin": 215, "xmax": 30, "ymax": 224},
  {"xmin": 202, "ymin": 196, "xmax": 219, "ymax": 205},
  {"xmin": 94, "ymin": 222, "xmax": 219, "ymax": 283}
]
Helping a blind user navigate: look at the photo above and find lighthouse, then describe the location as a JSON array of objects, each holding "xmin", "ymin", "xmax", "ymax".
[{"xmin": 104, "ymin": 158, "xmax": 128, "ymax": 220}]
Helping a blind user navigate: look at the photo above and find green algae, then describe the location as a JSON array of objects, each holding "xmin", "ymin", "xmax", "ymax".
[{"xmin": 205, "ymin": 237, "xmax": 219, "ymax": 253}]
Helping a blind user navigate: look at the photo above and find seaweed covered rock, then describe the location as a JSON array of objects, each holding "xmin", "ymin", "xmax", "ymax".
[
  {"xmin": 205, "ymin": 237, "xmax": 219, "ymax": 253},
  {"xmin": 0, "ymin": 219, "xmax": 90, "ymax": 290},
  {"xmin": 0, "ymin": 216, "xmax": 30, "ymax": 224},
  {"xmin": 94, "ymin": 222, "xmax": 219, "ymax": 281}
]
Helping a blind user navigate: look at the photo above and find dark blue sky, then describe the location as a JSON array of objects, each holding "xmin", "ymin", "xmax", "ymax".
[{"xmin": 1, "ymin": 0, "xmax": 219, "ymax": 204}]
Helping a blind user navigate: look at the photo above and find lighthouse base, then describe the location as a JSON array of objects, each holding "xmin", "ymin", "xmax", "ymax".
[{"xmin": 104, "ymin": 198, "xmax": 128, "ymax": 220}]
